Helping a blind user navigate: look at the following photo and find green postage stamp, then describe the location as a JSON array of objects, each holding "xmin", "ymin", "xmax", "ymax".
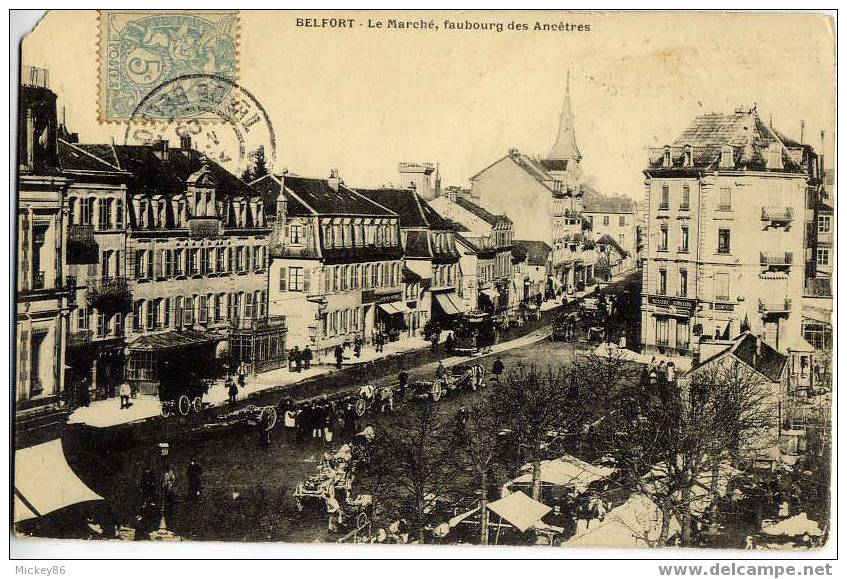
[{"xmin": 98, "ymin": 10, "xmax": 239, "ymax": 122}]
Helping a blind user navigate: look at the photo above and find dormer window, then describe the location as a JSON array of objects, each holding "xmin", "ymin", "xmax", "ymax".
[
  {"xmin": 720, "ymin": 145, "xmax": 734, "ymax": 169},
  {"xmin": 663, "ymin": 146, "xmax": 671, "ymax": 167},
  {"xmin": 683, "ymin": 144, "xmax": 692, "ymax": 167},
  {"xmin": 766, "ymin": 144, "xmax": 783, "ymax": 170}
]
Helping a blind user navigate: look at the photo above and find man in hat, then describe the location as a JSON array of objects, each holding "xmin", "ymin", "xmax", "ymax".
[{"xmin": 302, "ymin": 345, "xmax": 313, "ymax": 370}]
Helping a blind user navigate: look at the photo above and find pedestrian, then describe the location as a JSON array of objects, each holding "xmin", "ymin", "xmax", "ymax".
[
  {"xmin": 435, "ymin": 360, "xmax": 446, "ymax": 380},
  {"xmin": 345, "ymin": 402, "xmax": 360, "ymax": 434},
  {"xmin": 186, "ymin": 458, "xmax": 202, "ymax": 500},
  {"xmin": 334, "ymin": 344, "xmax": 344, "ymax": 369},
  {"xmin": 492, "ymin": 356, "xmax": 505, "ymax": 385},
  {"xmin": 303, "ymin": 345, "xmax": 313, "ymax": 370},
  {"xmin": 398, "ymin": 370, "xmax": 409, "ymax": 402},
  {"xmin": 282, "ymin": 399, "xmax": 298, "ymax": 442},
  {"xmin": 444, "ymin": 332, "xmax": 454, "ymax": 353},
  {"xmin": 455, "ymin": 404, "xmax": 469, "ymax": 438},
  {"xmin": 140, "ymin": 467, "xmax": 157, "ymax": 507},
  {"xmin": 293, "ymin": 346, "xmax": 302, "ymax": 373},
  {"xmin": 324, "ymin": 402, "xmax": 335, "ymax": 444},
  {"xmin": 227, "ymin": 376, "xmax": 238, "ymax": 404},
  {"xmin": 119, "ymin": 379, "xmax": 132, "ymax": 410},
  {"xmin": 354, "ymin": 334, "xmax": 363, "ymax": 358},
  {"xmin": 163, "ymin": 463, "xmax": 176, "ymax": 522},
  {"xmin": 296, "ymin": 404, "xmax": 309, "ymax": 443},
  {"xmin": 237, "ymin": 361, "xmax": 247, "ymax": 388},
  {"xmin": 312, "ymin": 403, "xmax": 324, "ymax": 440}
]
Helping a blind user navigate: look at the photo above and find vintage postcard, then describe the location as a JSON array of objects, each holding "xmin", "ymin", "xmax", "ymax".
[{"xmin": 13, "ymin": 9, "xmax": 835, "ymax": 554}]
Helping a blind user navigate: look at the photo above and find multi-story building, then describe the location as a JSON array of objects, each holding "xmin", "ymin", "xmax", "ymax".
[
  {"xmin": 512, "ymin": 240, "xmax": 553, "ymax": 303},
  {"xmin": 357, "ymin": 187, "xmax": 442, "ymax": 337},
  {"xmin": 641, "ymin": 107, "xmax": 816, "ymax": 362},
  {"xmin": 253, "ymin": 171, "xmax": 405, "ymax": 353},
  {"xmin": 16, "ymin": 67, "xmax": 72, "ymax": 421},
  {"xmin": 466, "ymin": 76, "xmax": 594, "ymax": 293},
  {"xmin": 58, "ymin": 138, "xmax": 131, "ymax": 403},
  {"xmin": 428, "ymin": 193, "xmax": 514, "ymax": 314},
  {"xmin": 59, "ymin": 136, "xmax": 285, "ymax": 395},
  {"xmin": 583, "ymin": 189, "xmax": 638, "ymax": 262}
]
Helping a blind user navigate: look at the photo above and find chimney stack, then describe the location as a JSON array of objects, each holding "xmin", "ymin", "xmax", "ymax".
[
  {"xmin": 328, "ymin": 168, "xmax": 341, "ymax": 192},
  {"xmin": 800, "ymin": 120, "xmax": 805, "ymax": 145},
  {"xmin": 152, "ymin": 138, "xmax": 169, "ymax": 160},
  {"xmin": 180, "ymin": 133, "xmax": 192, "ymax": 151}
]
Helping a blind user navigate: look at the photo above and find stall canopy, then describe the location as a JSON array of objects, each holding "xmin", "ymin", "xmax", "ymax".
[
  {"xmin": 486, "ymin": 491, "xmax": 551, "ymax": 533},
  {"xmin": 591, "ymin": 342, "xmax": 653, "ymax": 365},
  {"xmin": 563, "ymin": 494, "xmax": 681, "ymax": 548},
  {"xmin": 433, "ymin": 292, "xmax": 466, "ymax": 316},
  {"xmin": 507, "ymin": 455, "xmax": 616, "ymax": 494},
  {"xmin": 762, "ymin": 513, "xmax": 824, "ymax": 537},
  {"xmin": 15, "ymin": 439, "xmax": 103, "ymax": 523},
  {"xmin": 378, "ymin": 301, "xmax": 411, "ymax": 316}
]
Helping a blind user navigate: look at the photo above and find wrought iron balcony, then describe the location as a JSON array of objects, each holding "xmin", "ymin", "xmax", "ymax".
[
  {"xmin": 761, "ymin": 206, "xmax": 794, "ymax": 223},
  {"xmin": 32, "ymin": 270, "xmax": 45, "ymax": 290},
  {"xmin": 68, "ymin": 329, "xmax": 93, "ymax": 349},
  {"xmin": 86, "ymin": 276, "xmax": 132, "ymax": 312},
  {"xmin": 758, "ymin": 298, "xmax": 792, "ymax": 315},
  {"xmin": 760, "ymin": 251, "xmax": 794, "ymax": 267}
]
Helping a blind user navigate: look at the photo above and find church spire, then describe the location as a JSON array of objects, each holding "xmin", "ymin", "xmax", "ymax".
[{"xmin": 547, "ymin": 70, "xmax": 582, "ymax": 162}]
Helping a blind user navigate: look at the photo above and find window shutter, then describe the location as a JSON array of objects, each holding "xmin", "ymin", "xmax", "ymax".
[
  {"xmin": 19, "ymin": 330, "xmax": 28, "ymax": 384},
  {"xmin": 279, "ymin": 267, "xmax": 287, "ymax": 292},
  {"xmin": 303, "ymin": 268, "xmax": 311, "ymax": 294},
  {"xmin": 155, "ymin": 250, "xmax": 164, "ymax": 278}
]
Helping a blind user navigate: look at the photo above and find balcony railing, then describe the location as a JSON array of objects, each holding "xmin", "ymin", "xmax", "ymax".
[
  {"xmin": 188, "ymin": 217, "xmax": 222, "ymax": 238},
  {"xmin": 761, "ymin": 206, "xmax": 794, "ymax": 223},
  {"xmin": 758, "ymin": 298, "xmax": 792, "ymax": 315},
  {"xmin": 231, "ymin": 315, "xmax": 288, "ymax": 332},
  {"xmin": 22, "ymin": 66, "xmax": 49, "ymax": 89},
  {"xmin": 68, "ymin": 224, "xmax": 94, "ymax": 244},
  {"xmin": 86, "ymin": 276, "xmax": 132, "ymax": 312},
  {"xmin": 68, "ymin": 330, "xmax": 93, "ymax": 349},
  {"xmin": 760, "ymin": 251, "xmax": 794, "ymax": 267},
  {"xmin": 32, "ymin": 270, "xmax": 45, "ymax": 290}
]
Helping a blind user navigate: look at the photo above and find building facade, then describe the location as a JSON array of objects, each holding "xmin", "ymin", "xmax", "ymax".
[
  {"xmin": 254, "ymin": 171, "xmax": 405, "ymax": 354},
  {"xmin": 467, "ymin": 76, "xmax": 595, "ymax": 293},
  {"xmin": 641, "ymin": 108, "xmax": 815, "ymax": 360},
  {"xmin": 583, "ymin": 189, "xmax": 638, "ymax": 260},
  {"xmin": 428, "ymin": 194, "xmax": 514, "ymax": 314},
  {"xmin": 16, "ymin": 67, "xmax": 72, "ymax": 419},
  {"xmin": 58, "ymin": 136, "xmax": 284, "ymax": 396}
]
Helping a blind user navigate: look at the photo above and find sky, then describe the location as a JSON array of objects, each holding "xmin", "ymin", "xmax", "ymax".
[{"xmin": 23, "ymin": 10, "xmax": 836, "ymax": 200}]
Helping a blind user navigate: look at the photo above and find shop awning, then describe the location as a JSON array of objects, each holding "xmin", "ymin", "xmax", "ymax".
[
  {"xmin": 378, "ymin": 301, "xmax": 411, "ymax": 316},
  {"xmin": 15, "ymin": 439, "xmax": 103, "ymax": 523},
  {"xmin": 486, "ymin": 491, "xmax": 551, "ymax": 533},
  {"xmin": 433, "ymin": 292, "xmax": 467, "ymax": 316},
  {"xmin": 480, "ymin": 288, "xmax": 500, "ymax": 301},
  {"xmin": 130, "ymin": 329, "xmax": 223, "ymax": 351}
]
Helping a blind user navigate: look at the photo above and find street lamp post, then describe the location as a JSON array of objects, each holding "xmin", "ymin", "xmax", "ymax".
[{"xmin": 158, "ymin": 442, "xmax": 169, "ymax": 531}]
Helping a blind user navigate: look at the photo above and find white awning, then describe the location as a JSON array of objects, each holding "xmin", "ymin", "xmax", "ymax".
[
  {"xmin": 507, "ymin": 455, "xmax": 616, "ymax": 494},
  {"xmin": 378, "ymin": 301, "xmax": 411, "ymax": 316},
  {"xmin": 433, "ymin": 291, "xmax": 466, "ymax": 316},
  {"xmin": 486, "ymin": 491, "xmax": 551, "ymax": 532},
  {"xmin": 15, "ymin": 439, "xmax": 103, "ymax": 523},
  {"xmin": 480, "ymin": 288, "xmax": 500, "ymax": 301}
]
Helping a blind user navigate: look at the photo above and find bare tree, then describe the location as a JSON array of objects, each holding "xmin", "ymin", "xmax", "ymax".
[
  {"xmin": 370, "ymin": 403, "xmax": 456, "ymax": 540},
  {"xmin": 491, "ymin": 365, "xmax": 581, "ymax": 501},
  {"xmin": 451, "ymin": 394, "xmax": 503, "ymax": 545},
  {"xmin": 597, "ymin": 358, "xmax": 777, "ymax": 546}
]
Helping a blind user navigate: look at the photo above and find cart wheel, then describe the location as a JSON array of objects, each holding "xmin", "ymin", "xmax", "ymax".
[
  {"xmin": 355, "ymin": 398, "xmax": 367, "ymax": 417},
  {"xmin": 430, "ymin": 381, "xmax": 443, "ymax": 402},
  {"xmin": 192, "ymin": 396, "xmax": 203, "ymax": 413},
  {"xmin": 261, "ymin": 406, "xmax": 278, "ymax": 431},
  {"xmin": 178, "ymin": 395, "xmax": 191, "ymax": 416},
  {"xmin": 356, "ymin": 511, "xmax": 368, "ymax": 528},
  {"xmin": 295, "ymin": 499, "xmax": 304, "ymax": 512}
]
